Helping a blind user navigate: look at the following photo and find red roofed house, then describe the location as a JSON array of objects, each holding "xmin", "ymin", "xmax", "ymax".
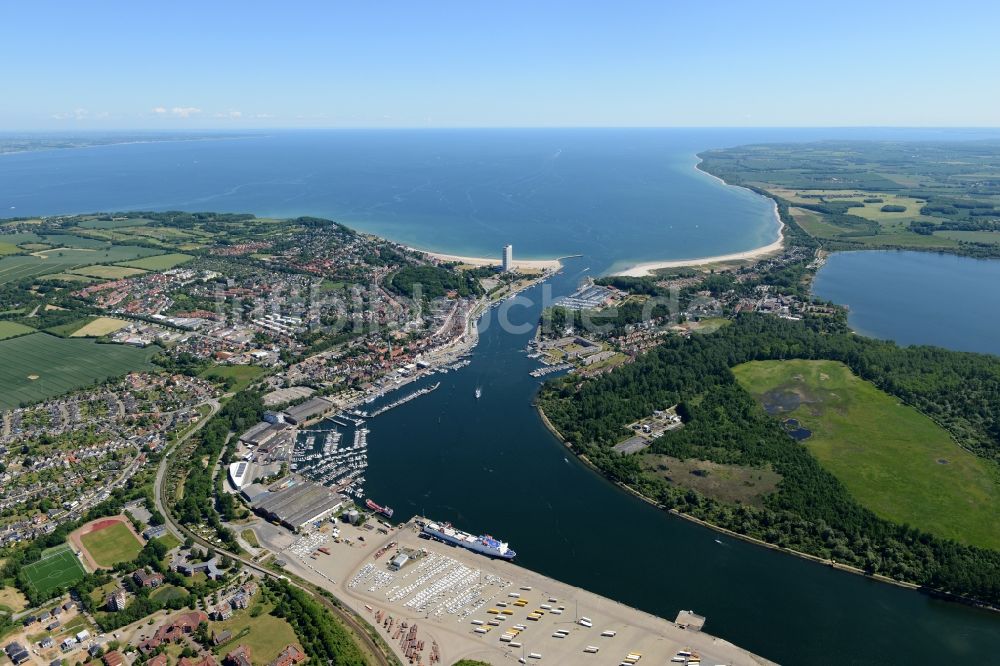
[
  {"xmin": 268, "ymin": 645, "xmax": 306, "ymax": 666},
  {"xmin": 139, "ymin": 611, "xmax": 208, "ymax": 653}
]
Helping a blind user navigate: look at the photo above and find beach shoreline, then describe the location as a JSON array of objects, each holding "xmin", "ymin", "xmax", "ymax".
[
  {"xmin": 408, "ymin": 246, "xmax": 563, "ymax": 270},
  {"xmin": 612, "ymin": 159, "xmax": 785, "ymax": 277}
]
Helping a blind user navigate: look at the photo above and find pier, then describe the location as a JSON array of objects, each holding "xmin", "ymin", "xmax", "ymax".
[{"xmin": 361, "ymin": 382, "xmax": 441, "ymax": 418}]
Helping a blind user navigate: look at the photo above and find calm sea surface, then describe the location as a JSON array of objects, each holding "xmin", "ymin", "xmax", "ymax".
[{"xmin": 3, "ymin": 129, "xmax": 1000, "ymax": 663}]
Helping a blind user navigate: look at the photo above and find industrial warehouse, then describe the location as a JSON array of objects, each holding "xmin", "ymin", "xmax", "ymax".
[{"xmin": 241, "ymin": 479, "xmax": 345, "ymax": 531}]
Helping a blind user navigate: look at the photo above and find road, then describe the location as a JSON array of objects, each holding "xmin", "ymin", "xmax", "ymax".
[{"xmin": 153, "ymin": 395, "xmax": 397, "ymax": 666}]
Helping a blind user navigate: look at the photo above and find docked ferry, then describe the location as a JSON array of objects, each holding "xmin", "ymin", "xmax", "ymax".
[
  {"xmin": 365, "ymin": 499, "xmax": 394, "ymax": 518},
  {"xmin": 422, "ymin": 520, "xmax": 516, "ymax": 559}
]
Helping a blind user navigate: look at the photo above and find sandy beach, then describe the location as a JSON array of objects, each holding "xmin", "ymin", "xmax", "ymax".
[
  {"xmin": 614, "ymin": 167, "xmax": 785, "ymax": 277},
  {"xmin": 410, "ymin": 247, "xmax": 563, "ymax": 271}
]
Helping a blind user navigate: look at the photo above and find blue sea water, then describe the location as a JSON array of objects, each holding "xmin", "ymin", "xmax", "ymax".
[
  {"xmin": 1, "ymin": 129, "xmax": 785, "ymax": 273},
  {"xmin": 5, "ymin": 128, "xmax": 1000, "ymax": 663}
]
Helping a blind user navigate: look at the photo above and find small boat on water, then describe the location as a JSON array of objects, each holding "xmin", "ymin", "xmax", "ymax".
[{"xmin": 475, "ymin": 387, "xmax": 482, "ymax": 399}]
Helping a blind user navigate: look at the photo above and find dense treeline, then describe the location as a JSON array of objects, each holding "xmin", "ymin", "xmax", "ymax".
[
  {"xmin": 538, "ymin": 314, "xmax": 1000, "ymax": 604},
  {"xmin": 386, "ymin": 264, "xmax": 484, "ymax": 299},
  {"xmin": 172, "ymin": 391, "xmax": 263, "ymax": 549},
  {"xmin": 265, "ymin": 578, "xmax": 367, "ymax": 666}
]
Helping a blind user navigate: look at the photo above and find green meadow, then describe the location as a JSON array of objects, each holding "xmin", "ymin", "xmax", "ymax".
[{"xmin": 734, "ymin": 359, "xmax": 1000, "ymax": 550}]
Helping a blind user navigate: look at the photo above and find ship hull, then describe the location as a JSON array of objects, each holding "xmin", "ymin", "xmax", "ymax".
[{"xmin": 422, "ymin": 525, "xmax": 516, "ymax": 559}]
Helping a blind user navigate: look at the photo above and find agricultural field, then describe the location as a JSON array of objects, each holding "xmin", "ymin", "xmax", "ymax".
[
  {"xmin": 67, "ymin": 264, "xmax": 146, "ymax": 280},
  {"xmin": 200, "ymin": 365, "xmax": 265, "ymax": 392},
  {"xmin": 45, "ymin": 272, "xmax": 97, "ymax": 283},
  {"xmin": 116, "ymin": 252, "xmax": 194, "ymax": 270},
  {"xmin": 75, "ymin": 217, "xmax": 152, "ymax": 230},
  {"xmin": 699, "ymin": 142, "xmax": 1000, "ymax": 255},
  {"xmin": 79, "ymin": 521, "xmax": 144, "ymax": 567},
  {"xmin": 0, "ymin": 321, "xmax": 35, "ymax": 340},
  {"xmin": 21, "ymin": 545, "xmax": 87, "ymax": 599},
  {"xmin": 69, "ymin": 316, "xmax": 130, "ymax": 338},
  {"xmin": 935, "ymin": 230, "xmax": 1000, "ymax": 245},
  {"xmin": 42, "ymin": 234, "xmax": 110, "ymax": 249},
  {"xmin": 0, "ymin": 242, "xmax": 19, "ymax": 255},
  {"xmin": 45, "ymin": 317, "xmax": 99, "ymax": 337},
  {"xmin": 0, "ymin": 333, "xmax": 156, "ymax": 410},
  {"xmin": 734, "ymin": 359, "xmax": 1000, "ymax": 550},
  {"xmin": 0, "ymin": 245, "xmax": 165, "ymax": 285}
]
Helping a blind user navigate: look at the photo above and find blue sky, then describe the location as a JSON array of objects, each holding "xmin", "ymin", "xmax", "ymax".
[{"xmin": 2, "ymin": 0, "xmax": 999, "ymax": 129}]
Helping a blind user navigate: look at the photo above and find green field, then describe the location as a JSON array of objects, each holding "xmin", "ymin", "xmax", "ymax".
[
  {"xmin": 935, "ymin": 230, "xmax": 1000, "ymax": 245},
  {"xmin": 734, "ymin": 359, "xmax": 1000, "ymax": 550},
  {"xmin": 209, "ymin": 594, "xmax": 300, "ymax": 664},
  {"xmin": 22, "ymin": 545, "xmax": 87, "ymax": 599},
  {"xmin": 67, "ymin": 265, "xmax": 146, "ymax": 280},
  {"xmin": 0, "ymin": 333, "xmax": 156, "ymax": 409},
  {"xmin": 80, "ymin": 522, "xmax": 143, "ymax": 567},
  {"xmin": 0, "ymin": 245, "xmax": 165, "ymax": 285},
  {"xmin": 45, "ymin": 317, "xmax": 99, "ymax": 337},
  {"xmin": 0, "ymin": 242, "xmax": 19, "ymax": 255},
  {"xmin": 75, "ymin": 217, "xmax": 152, "ymax": 230},
  {"xmin": 200, "ymin": 365, "xmax": 265, "ymax": 392},
  {"xmin": 0, "ymin": 321, "xmax": 35, "ymax": 340},
  {"xmin": 116, "ymin": 253, "xmax": 194, "ymax": 271}
]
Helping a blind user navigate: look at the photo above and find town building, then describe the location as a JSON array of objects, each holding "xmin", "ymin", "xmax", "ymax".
[
  {"xmin": 502, "ymin": 244, "xmax": 513, "ymax": 272},
  {"xmin": 225, "ymin": 645, "xmax": 252, "ymax": 666},
  {"xmin": 268, "ymin": 645, "xmax": 306, "ymax": 666},
  {"xmin": 107, "ymin": 589, "xmax": 128, "ymax": 612},
  {"xmin": 133, "ymin": 568, "xmax": 165, "ymax": 588}
]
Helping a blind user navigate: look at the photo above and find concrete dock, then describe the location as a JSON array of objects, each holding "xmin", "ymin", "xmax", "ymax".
[{"xmin": 255, "ymin": 517, "xmax": 775, "ymax": 666}]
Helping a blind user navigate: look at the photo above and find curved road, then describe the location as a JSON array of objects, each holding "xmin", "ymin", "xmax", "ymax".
[{"xmin": 153, "ymin": 397, "xmax": 397, "ymax": 666}]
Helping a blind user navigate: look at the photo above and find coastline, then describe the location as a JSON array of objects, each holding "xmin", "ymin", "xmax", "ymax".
[
  {"xmin": 535, "ymin": 404, "xmax": 1000, "ymax": 615},
  {"xmin": 408, "ymin": 246, "xmax": 563, "ymax": 271},
  {"xmin": 612, "ymin": 159, "xmax": 785, "ymax": 277}
]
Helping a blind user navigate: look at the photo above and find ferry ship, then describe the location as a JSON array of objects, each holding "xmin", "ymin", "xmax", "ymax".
[
  {"xmin": 422, "ymin": 520, "xmax": 516, "ymax": 559},
  {"xmin": 365, "ymin": 498, "xmax": 394, "ymax": 518}
]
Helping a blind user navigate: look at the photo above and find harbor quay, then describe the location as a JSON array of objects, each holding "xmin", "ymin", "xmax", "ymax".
[{"xmin": 255, "ymin": 517, "xmax": 774, "ymax": 666}]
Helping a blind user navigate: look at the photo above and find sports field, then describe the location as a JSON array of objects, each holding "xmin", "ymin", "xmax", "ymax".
[
  {"xmin": 21, "ymin": 545, "xmax": 87, "ymax": 599},
  {"xmin": 0, "ymin": 321, "xmax": 35, "ymax": 340},
  {"xmin": 117, "ymin": 253, "xmax": 194, "ymax": 271},
  {"xmin": 0, "ymin": 333, "xmax": 156, "ymax": 409},
  {"xmin": 734, "ymin": 359, "xmax": 1000, "ymax": 550},
  {"xmin": 79, "ymin": 520, "xmax": 144, "ymax": 567}
]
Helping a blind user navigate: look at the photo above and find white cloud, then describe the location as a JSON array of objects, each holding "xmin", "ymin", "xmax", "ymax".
[
  {"xmin": 170, "ymin": 106, "xmax": 201, "ymax": 118},
  {"xmin": 213, "ymin": 110, "xmax": 243, "ymax": 119},
  {"xmin": 50, "ymin": 108, "xmax": 90, "ymax": 120},
  {"xmin": 152, "ymin": 106, "xmax": 167, "ymax": 114}
]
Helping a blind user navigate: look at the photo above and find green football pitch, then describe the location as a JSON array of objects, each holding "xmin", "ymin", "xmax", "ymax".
[{"xmin": 22, "ymin": 545, "xmax": 87, "ymax": 598}]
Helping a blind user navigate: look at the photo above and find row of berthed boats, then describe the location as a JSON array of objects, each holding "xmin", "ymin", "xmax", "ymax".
[{"xmin": 292, "ymin": 426, "xmax": 370, "ymax": 499}]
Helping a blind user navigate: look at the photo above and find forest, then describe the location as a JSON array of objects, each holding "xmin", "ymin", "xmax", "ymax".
[
  {"xmin": 265, "ymin": 578, "xmax": 367, "ymax": 666},
  {"xmin": 537, "ymin": 313, "xmax": 1000, "ymax": 605},
  {"xmin": 386, "ymin": 264, "xmax": 485, "ymax": 299},
  {"xmin": 171, "ymin": 390, "xmax": 264, "ymax": 549}
]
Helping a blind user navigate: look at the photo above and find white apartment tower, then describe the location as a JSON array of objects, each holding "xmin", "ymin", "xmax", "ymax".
[{"xmin": 502, "ymin": 244, "xmax": 513, "ymax": 272}]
